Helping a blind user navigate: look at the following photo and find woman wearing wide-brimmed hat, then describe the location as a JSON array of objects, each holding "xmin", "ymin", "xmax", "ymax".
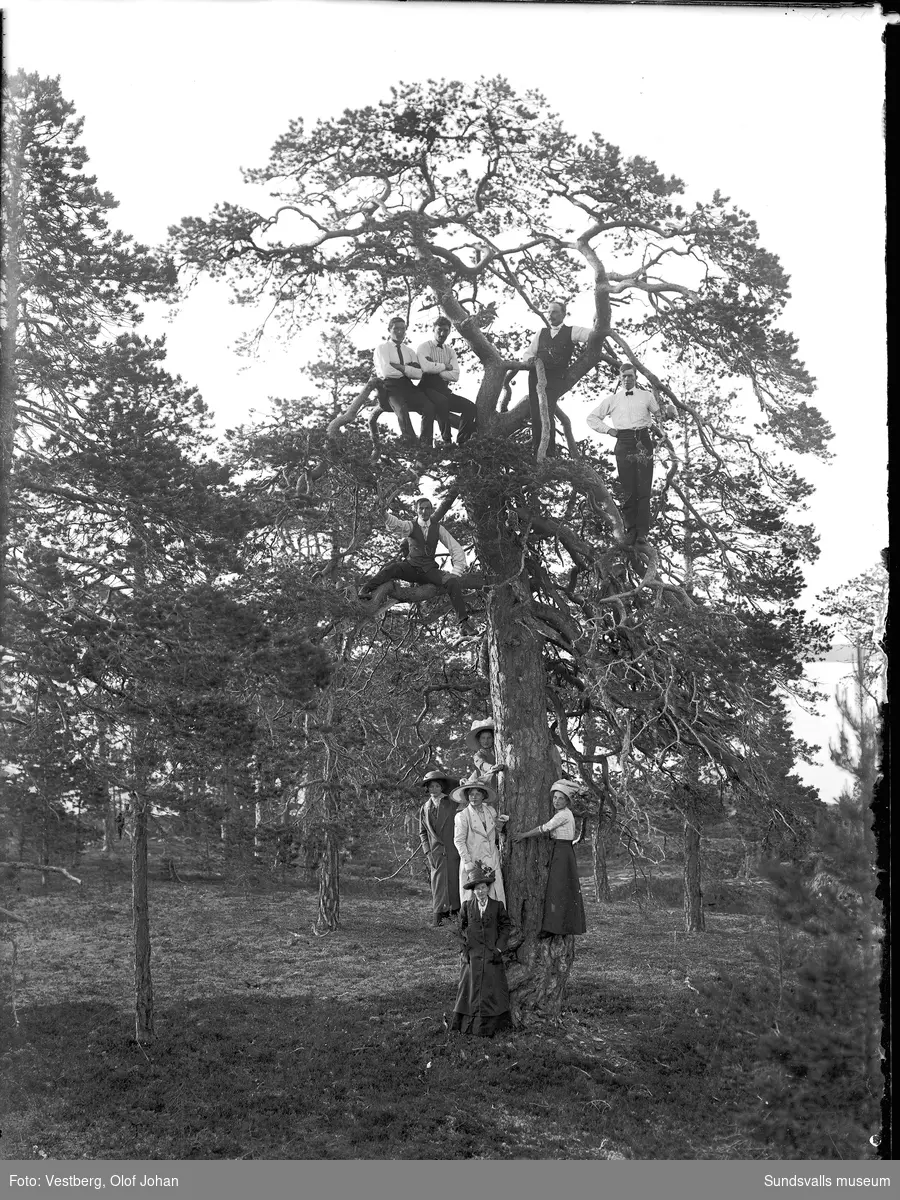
[
  {"xmin": 514, "ymin": 779, "xmax": 587, "ymax": 936},
  {"xmin": 450, "ymin": 866, "xmax": 513, "ymax": 1038},
  {"xmin": 451, "ymin": 775, "xmax": 509, "ymax": 905},
  {"xmin": 418, "ymin": 768, "xmax": 462, "ymax": 926},
  {"xmin": 466, "ymin": 718, "xmax": 507, "ymax": 778}
]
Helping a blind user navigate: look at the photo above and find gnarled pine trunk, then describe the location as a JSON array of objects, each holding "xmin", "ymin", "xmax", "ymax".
[{"xmin": 476, "ymin": 499, "xmax": 576, "ymax": 1023}]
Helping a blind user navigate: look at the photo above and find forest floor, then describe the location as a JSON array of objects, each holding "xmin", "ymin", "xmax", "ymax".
[{"xmin": 0, "ymin": 848, "xmax": 777, "ymax": 1161}]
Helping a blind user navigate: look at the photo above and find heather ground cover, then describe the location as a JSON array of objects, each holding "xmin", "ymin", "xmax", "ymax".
[{"xmin": 1, "ymin": 849, "xmax": 773, "ymax": 1161}]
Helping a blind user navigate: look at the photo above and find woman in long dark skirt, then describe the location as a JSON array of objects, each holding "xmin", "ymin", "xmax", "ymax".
[
  {"xmin": 513, "ymin": 779, "xmax": 587, "ymax": 936},
  {"xmin": 450, "ymin": 867, "xmax": 513, "ymax": 1037}
]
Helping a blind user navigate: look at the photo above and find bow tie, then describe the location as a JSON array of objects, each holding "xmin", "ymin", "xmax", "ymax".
[{"xmin": 626, "ymin": 390, "xmax": 634, "ymax": 396}]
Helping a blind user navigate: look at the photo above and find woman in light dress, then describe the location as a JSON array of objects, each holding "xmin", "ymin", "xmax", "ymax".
[{"xmin": 451, "ymin": 776, "xmax": 509, "ymax": 905}]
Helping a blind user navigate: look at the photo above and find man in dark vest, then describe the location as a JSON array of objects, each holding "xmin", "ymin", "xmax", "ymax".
[
  {"xmin": 523, "ymin": 299, "xmax": 592, "ymax": 455},
  {"xmin": 358, "ymin": 497, "xmax": 474, "ymax": 634}
]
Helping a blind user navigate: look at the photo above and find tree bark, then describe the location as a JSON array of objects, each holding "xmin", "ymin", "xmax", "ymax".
[
  {"xmin": 591, "ymin": 808, "xmax": 613, "ymax": 903},
  {"xmin": 476, "ymin": 501, "xmax": 573, "ymax": 1022},
  {"xmin": 131, "ymin": 787, "xmax": 154, "ymax": 1043},
  {"xmin": 683, "ymin": 811, "xmax": 705, "ymax": 933},
  {"xmin": 314, "ymin": 787, "xmax": 340, "ymax": 934}
]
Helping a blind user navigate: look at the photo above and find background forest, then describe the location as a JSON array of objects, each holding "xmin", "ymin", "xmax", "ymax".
[{"xmin": 0, "ymin": 33, "xmax": 887, "ymax": 1167}]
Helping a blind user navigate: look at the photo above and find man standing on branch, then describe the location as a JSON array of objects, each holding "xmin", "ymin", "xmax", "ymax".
[
  {"xmin": 358, "ymin": 496, "xmax": 475, "ymax": 635},
  {"xmin": 419, "ymin": 768, "xmax": 463, "ymax": 927},
  {"xmin": 416, "ymin": 316, "xmax": 477, "ymax": 444},
  {"xmin": 522, "ymin": 299, "xmax": 592, "ymax": 455},
  {"xmin": 373, "ymin": 316, "xmax": 436, "ymax": 447},
  {"xmin": 586, "ymin": 362, "xmax": 676, "ymax": 548}
]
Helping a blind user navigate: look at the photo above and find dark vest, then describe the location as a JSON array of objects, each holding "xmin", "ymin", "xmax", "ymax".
[
  {"xmin": 405, "ymin": 520, "xmax": 442, "ymax": 568},
  {"xmin": 537, "ymin": 325, "xmax": 574, "ymax": 378}
]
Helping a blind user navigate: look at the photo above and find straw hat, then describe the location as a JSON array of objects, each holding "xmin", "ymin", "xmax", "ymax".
[
  {"xmin": 466, "ymin": 717, "xmax": 495, "ymax": 753},
  {"xmin": 450, "ymin": 774, "xmax": 498, "ymax": 806}
]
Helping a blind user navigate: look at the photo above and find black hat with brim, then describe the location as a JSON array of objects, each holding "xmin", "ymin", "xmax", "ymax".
[
  {"xmin": 464, "ymin": 867, "xmax": 496, "ymax": 890},
  {"xmin": 421, "ymin": 769, "xmax": 458, "ymax": 789}
]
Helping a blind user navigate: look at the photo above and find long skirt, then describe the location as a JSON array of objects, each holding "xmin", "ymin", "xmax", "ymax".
[
  {"xmin": 541, "ymin": 840, "xmax": 587, "ymax": 935},
  {"xmin": 450, "ymin": 1010, "xmax": 512, "ymax": 1038}
]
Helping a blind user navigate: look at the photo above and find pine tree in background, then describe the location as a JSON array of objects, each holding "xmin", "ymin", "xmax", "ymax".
[
  {"xmin": 1, "ymin": 70, "xmax": 173, "ymax": 641},
  {"xmin": 719, "ymin": 645, "xmax": 883, "ymax": 1158}
]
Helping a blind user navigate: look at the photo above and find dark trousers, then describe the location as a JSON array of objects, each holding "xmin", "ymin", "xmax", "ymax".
[
  {"xmin": 383, "ymin": 377, "xmax": 435, "ymax": 445},
  {"xmin": 614, "ymin": 429, "xmax": 654, "ymax": 539},
  {"xmin": 418, "ymin": 381, "xmax": 477, "ymax": 443},
  {"xmin": 364, "ymin": 561, "xmax": 469, "ymax": 622},
  {"xmin": 528, "ymin": 369, "xmax": 566, "ymax": 453}
]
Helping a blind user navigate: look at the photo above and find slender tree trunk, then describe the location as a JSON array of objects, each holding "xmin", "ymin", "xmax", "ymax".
[
  {"xmin": 73, "ymin": 791, "xmax": 82, "ymax": 867},
  {"xmin": 98, "ymin": 721, "xmax": 119, "ymax": 856},
  {"xmin": 683, "ymin": 811, "xmax": 705, "ymax": 933},
  {"xmin": 40, "ymin": 792, "xmax": 50, "ymax": 887},
  {"xmin": 591, "ymin": 808, "xmax": 613, "ymax": 903},
  {"xmin": 129, "ymin": 543, "xmax": 154, "ymax": 1041},
  {"xmin": 315, "ymin": 787, "xmax": 340, "ymax": 934},
  {"xmin": 131, "ymin": 786, "xmax": 154, "ymax": 1043}
]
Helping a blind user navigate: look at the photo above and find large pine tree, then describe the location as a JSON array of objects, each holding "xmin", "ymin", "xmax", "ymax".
[{"xmin": 169, "ymin": 76, "xmax": 832, "ymax": 1017}]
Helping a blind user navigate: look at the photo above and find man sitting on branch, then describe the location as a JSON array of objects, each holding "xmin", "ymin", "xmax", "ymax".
[
  {"xmin": 373, "ymin": 316, "xmax": 437, "ymax": 447},
  {"xmin": 521, "ymin": 299, "xmax": 592, "ymax": 456},
  {"xmin": 358, "ymin": 496, "xmax": 476, "ymax": 635},
  {"xmin": 585, "ymin": 361, "xmax": 676, "ymax": 548},
  {"xmin": 416, "ymin": 316, "xmax": 477, "ymax": 445}
]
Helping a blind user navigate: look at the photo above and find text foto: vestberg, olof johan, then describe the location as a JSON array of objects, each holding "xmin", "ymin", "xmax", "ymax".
[{"xmin": 9, "ymin": 1175, "xmax": 180, "ymax": 1189}]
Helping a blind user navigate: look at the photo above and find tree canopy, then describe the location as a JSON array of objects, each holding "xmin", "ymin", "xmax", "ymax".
[{"xmin": 167, "ymin": 76, "xmax": 834, "ymax": 1013}]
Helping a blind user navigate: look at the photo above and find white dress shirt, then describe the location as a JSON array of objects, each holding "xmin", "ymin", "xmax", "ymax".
[
  {"xmin": 540, "ymin": 808, "xmax": 577, "ymax": 840},
  {"xmin": 374, "ymin": 339, "xmax": 423, "ymax": 381},
  {"xmin": 524, "ymin": 324, "xmax": 592, "ymax": 362},
  {"xmin": 416, "ymin": 339, "xmax": 460, "ymax": 385},
  {"xmin": 384, "ymin": 513, "xmax": 467, "ymax": 575},
  {"xmin": 586, "ymin": 385, "xmax": 661, "ymax": 436}
]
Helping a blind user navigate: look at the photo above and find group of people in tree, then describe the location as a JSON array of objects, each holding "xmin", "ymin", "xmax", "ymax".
[
  {"xmin": 368, "ymin": 299, "xmax": 672, "ymax": 1031},
  {"xmin": 417, "ymin": 717, "xmax": 587, "ymax": 1037},
  {"xmin": 367, "ymin": 301, "xmax": 676, "ymax": 569}
]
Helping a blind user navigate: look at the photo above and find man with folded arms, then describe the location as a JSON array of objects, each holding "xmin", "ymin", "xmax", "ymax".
[
  {"xmin": 373, "ymin": 316, "xmax": 436, "ymax": 447},
  {"xmin": 416, "ymin": 316, "xmax": 477, "ymax": 444}
]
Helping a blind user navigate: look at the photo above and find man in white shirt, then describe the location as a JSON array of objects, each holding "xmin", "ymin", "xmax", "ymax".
[
  {"xmin": 416, "ymin": 316, "xmax": 477, "ymax": 444},
  {"xmin": 522, "ymin": 299, "xmax": 592, "ymax": 455},
  {"xmin": 358, "ymin": 496, "xmax": 474, "ymax": 633},
  {"xmin": 373, "ymin": 316, "xmax": 437, "ymax": 447},
  {"xmin": 585, "ymin": 362, "xmax": 675, "ymax": 547}
]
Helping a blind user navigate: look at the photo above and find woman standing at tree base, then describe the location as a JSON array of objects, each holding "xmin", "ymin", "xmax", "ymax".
[
  {"xmin": 450, "ymin": 867, "xmax": 513, "ymax": 1038},
  {"xmin": 514, "ymin": 780, "xmax": 587, "ymax": 936}
]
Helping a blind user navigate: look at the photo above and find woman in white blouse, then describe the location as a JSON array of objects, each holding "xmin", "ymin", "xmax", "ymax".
[
  {"xmin": 514, "ymin": 779, "xmax": 586, "ymax": 936},
  {"xmin": 451, "ymin": 776, "xmax": 509, "ymax": 905}
]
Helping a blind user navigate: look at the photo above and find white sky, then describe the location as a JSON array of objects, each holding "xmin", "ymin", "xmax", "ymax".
[{"xmin": 6, "ymin": 1, "xmax": 889, "ymax": 801}]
